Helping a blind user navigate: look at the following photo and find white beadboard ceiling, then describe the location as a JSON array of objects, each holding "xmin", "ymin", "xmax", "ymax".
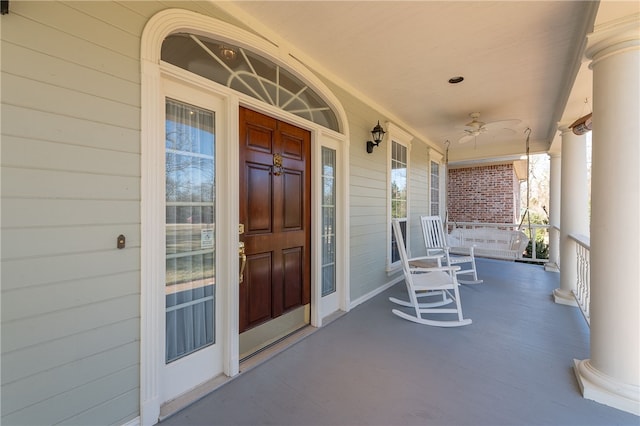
[{"xmin": 218, "ymin": 1, "xmax": 638, "ymax": 163}]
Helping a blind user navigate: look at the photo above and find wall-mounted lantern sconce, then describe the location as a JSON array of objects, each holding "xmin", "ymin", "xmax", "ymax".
[{"xmin": 366, "ymin": 121, "xmax": 386, "ymax": 154}]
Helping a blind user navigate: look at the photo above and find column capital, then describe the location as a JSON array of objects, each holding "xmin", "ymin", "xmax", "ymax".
[
  {"xmin": 558, "ymin": 125, "xmax": 588, "ymax": 143},
  {"xmin": 557, "ymin": 124, "xmax": 573, "ymax": 135},
  {"xmin": 586, "ymin": 13, "xmax": 640, "ymax": 67}
]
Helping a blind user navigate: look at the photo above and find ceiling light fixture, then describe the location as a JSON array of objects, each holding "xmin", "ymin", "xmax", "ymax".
[{"xmin": 219, "ymin": 45, "xmax": 237, "ymax": 61}]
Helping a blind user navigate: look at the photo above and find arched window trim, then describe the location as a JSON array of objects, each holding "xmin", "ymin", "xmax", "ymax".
[{"xmin": 141, "ymin": 8, "xmax": 347, "ymax": 135}]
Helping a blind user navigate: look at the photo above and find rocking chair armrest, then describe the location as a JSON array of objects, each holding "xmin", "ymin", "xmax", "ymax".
[
  {"xmin": 447, "ymin": 245, "xmax": 475, "ymax": 256},
  {"xmin": 409, "ymin": 265, "xmax": 461, "ymax": 273},
  {"xmin": 407, "ymin": 255, "xmax": 444, "ymax": 262}
]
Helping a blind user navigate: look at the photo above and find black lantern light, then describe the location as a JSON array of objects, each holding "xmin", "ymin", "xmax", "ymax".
[{"xmin": 366, "ymin": 121, "xmax": 386, "ymax": 153}]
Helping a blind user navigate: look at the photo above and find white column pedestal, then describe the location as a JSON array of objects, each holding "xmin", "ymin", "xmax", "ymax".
[
  {"xmin": 552, "ymin": 288, "xmax": 576, "ymax": 306},
  {"xmin": 574, "ymin": 359, "xmax": 640, "ymax": 416}
]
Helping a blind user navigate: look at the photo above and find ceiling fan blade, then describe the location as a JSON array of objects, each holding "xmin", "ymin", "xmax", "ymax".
[
  {"xmin": 458, "ymin": 134, "xmax": 475, "ymax": 144},
  {"xmin": 483, "ymin": 119, "xmax": 521, "ymax": 131}
]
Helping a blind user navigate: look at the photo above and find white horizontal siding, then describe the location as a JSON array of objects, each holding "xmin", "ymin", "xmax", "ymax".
[
  {"xmin": 2, "ymin": 294, "xmax": 139, "ymax": 354},
  {"xmin": 342, "ymin": 104, "xmax": 434, "ymax": 302},
  {"xmin": 1, "ymin": 250, "xmax": 140, "ymax": 292},
  {"xmin": 1, "ymin": 1, "xmax": 147, "ymax": 424},
  {"xmin": 409, "ymin": 143, "xmax": 430, "ymax": 256},
  {"xmin": 1, "ymin": 10, "xmax": 139, "ymax": 83},
  {"xmin": 1, "ymin": 198, "xmax": 139, "ymax": 228},
  {"xmin": 14, "ymin": 1, "xmax": 141, "ymax": 58},
  {"xmin": 346, "ymin": 108, "xmax": 397, "ymax": 300},
  {"xmin": 3, "ymin": 105, "xmax": 141, "ymax": 153},
  {"xmin": 3, "ymin": 73, "xmax": 140, "ymax": 130},
  {"xmin": 2, "ymin": 135, "xmax": 140, "ymax": 176},
  {"xmin": 2, "ymin": 342, "xmax": 139, "ymax": 415},
  {"xmin": 2, "ymin": 366, "xmax": 139, "ymax": 425},
  {"xmin": 1, "ymin": 167, "xmax": 140, "ymax": 200},
  {"xmin": 2, "ymin": 42, "xmax": 141, "ymax": 107},
  {"xmin": 65, "ymin": 1, "xmax": 151, "ymax": 35},
  {"xmin": 1, "ymin": 224, "xmax": 140, "ymax": 261},
  {"xmin": 2, "ymin": 317, "xmax": 139, "ymax": 385},
  {"xmin": 59, "ymin": 388, "xmax": 140, "ymax": 426}
]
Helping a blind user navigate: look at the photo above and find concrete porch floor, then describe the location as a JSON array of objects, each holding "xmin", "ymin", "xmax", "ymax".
[{"xmin": 161, "ymin": 258, "xmax": 639, "ymax": 426}]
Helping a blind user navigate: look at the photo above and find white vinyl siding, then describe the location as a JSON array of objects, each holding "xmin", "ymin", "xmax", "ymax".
[{"xmin": 0, "ymin": 1, "xmax": 153, "ymax": 424}]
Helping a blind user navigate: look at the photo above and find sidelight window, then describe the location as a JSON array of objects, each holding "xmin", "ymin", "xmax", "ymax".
[
  {"xmin": 165, "ymin": 99, "xmax": 216, "ymax": 363},
  {"xmin": 321, "ymin": 147, "xmax": 337, "ymax": 296}
]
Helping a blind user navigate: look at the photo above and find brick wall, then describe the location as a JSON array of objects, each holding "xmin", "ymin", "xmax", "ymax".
[{"xmin": 448, "ymin": 164, "xmax": 519, "ymax": 224}]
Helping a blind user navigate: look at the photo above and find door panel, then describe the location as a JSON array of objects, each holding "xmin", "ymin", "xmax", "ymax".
[
  {"xmin": 246, "ymin": 164, "xmax": 273, "ymax": 233},
  {"xmin": 245, "ymin": 252, "xmax": 273, "ymax": 326},
  {"xmin": 283, "ymin": 247, "xmax": 303, "ymax": 311},
  {"xmin": 239, "ymin": 107, "xmax": 311, "ymax": 334},
  {"xmin": 283, "ymin": 170, "xmax": 303, "ymax": 229}
]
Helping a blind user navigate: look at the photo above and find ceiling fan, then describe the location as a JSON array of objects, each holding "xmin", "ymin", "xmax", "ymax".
[{"xmin": 458, "ymin": 112, "xmax": 521, "ymax": 144}]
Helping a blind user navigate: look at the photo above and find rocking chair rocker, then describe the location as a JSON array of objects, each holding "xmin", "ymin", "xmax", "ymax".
[
  {"xmin": 420, "ymin": 215, "xmax": 483, "ymax": 285},
  {"xmin": 390, "ymin": 219, "xmax": 472, "ymax": 327}
]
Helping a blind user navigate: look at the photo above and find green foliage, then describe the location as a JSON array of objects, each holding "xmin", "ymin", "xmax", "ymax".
[
  {"xmin": 521, "ymin": 210, "xmax": 549, "ymax": 259},
  {"xmin": 524, "ymin": 236, "xmax": 549, "ymax": 260}
]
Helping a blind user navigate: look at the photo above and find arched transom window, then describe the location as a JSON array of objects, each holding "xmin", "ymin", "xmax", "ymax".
[{"xmin": 162, "ymin": 33, "xmax": 340, "ymax": 132}]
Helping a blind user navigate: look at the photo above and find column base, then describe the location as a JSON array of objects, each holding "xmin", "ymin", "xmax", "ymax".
[
  {"xmin": 553, "ymin": 288, "xmax": 578, "ymax": 306},
  {"xmin": 574, "ymin": 359, "xmax": 640, "ymax": 416},
  {"xmin": 544, "ymin": 262, "xmax": 560, "ymax": 272}
]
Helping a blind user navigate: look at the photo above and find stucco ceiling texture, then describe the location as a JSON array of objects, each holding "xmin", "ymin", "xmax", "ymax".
[{"xmin": 224, "ymin": 1, "xmax": 638, "ymax": 163}]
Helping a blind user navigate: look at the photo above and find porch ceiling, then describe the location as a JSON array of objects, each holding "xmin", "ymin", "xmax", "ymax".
[{"xmin": 218, "ymin": 1, "xmax": 637, "ymax": 163}]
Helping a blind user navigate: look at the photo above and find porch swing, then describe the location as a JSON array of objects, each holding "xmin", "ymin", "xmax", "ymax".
[{"xmin": 447, "ymin": 131, "xmax": 530, "ymax": 261}]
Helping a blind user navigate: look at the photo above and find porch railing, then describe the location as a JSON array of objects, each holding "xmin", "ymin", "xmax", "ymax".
[
  {"xmin": 447, "ymin": 221, "xmax": 550, "ymax": 263},
  {"xmin": 570, "ymin": 233, "xmax": 591, "ymax": 325}
]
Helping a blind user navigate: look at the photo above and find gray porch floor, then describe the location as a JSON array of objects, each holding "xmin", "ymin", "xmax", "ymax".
[{"xmin": 161, "ymin": 259, "xmax": 639, "ymax": 426}]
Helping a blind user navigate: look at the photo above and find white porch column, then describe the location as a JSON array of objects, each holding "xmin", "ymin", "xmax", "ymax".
[
  {"xmin": 573, "ymin": 14, "xmax": 640, "ymax": 416},
  {"xmin": 545, "ymin": 151, "xmax": 561, "ymax": 272},
  {"xmin": 553, "ymin": 127, "xmax": 588, "ymax": 305}
]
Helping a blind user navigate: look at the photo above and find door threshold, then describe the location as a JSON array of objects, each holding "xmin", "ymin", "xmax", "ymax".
[
  {"xmin": 159, "ymin": 373, "xmax": 231, "ymax": 421},
  {"xmin": 240, "ymin": 324, "xmax": 317, "ymax": 372}
]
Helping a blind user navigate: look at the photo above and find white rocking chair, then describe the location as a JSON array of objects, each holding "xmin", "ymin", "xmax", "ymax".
[
  {"xmin": 420, "ymin": 215, "xmax": 483, "ymax": 285},
  {"xmin": 390, "ymin": 219, "xmax": 472, "ymax": 327}
]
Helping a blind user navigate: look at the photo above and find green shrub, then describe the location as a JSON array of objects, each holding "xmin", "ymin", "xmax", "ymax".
[{"xmin": 521, "ymin": 211, "xmax": 549, "ymax": 260}]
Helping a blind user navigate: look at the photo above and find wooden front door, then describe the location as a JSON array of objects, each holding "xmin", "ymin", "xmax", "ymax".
[{"xmin": 239, "ymin": 107, "xmax": 311, "ymax": 333}]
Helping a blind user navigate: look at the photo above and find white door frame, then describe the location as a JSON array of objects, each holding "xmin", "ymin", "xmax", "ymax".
[
  {"xmin": 140, "ymin": 9, "xmax": 350, "ymax": 425},
  {"xmin": 160, "ymin": 77, "xmax": 226, "ymax": 403}
]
